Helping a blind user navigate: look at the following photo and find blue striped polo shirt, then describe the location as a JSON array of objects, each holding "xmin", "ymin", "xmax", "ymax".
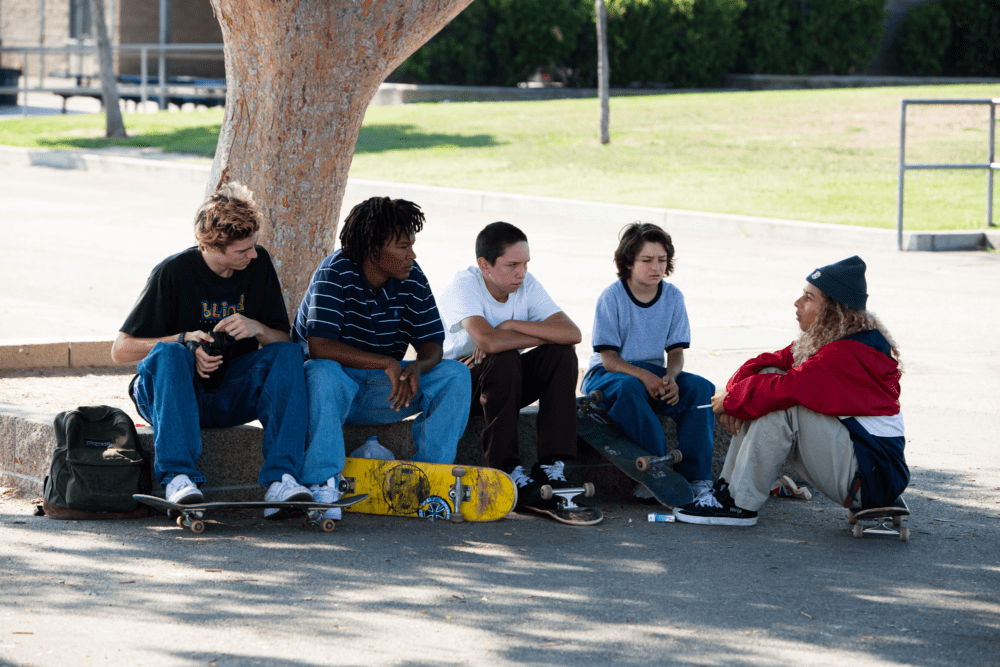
[{"xmin": 292, "ymin": 250, "xmax": 445, "ymax": 360}]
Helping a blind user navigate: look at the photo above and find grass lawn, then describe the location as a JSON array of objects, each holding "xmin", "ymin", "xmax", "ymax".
[{"xmin": 3, "ymin": 83, "xmax": 998, "ymax": 230}]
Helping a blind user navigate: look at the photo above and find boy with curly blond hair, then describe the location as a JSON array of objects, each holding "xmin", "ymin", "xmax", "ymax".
[{"xmin": 112, "ymin": 182, "xmax": 313, "ymax": 515}]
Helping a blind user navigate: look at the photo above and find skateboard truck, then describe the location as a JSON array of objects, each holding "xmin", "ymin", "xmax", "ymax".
[
  {"xmin": 539, "ymin": 483, "xmax": 596, "ymax": 510},
  {"xmin": 444, "ymin": 466, "xmax": 470, "ymax": 522},
  {"xmin": 636, "ymin": 449, "xmax": 683, "ymax": 472}
]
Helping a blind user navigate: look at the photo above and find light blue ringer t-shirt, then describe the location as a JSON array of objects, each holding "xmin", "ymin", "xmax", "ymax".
[{"xmin": 583, "ymin": 280, "xmax": 691, "ymax": 382}]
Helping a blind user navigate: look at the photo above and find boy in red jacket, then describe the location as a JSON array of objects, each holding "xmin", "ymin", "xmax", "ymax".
[{"xmin": 674, "ymin": 256, "xmax": 907, "ymax": 526}]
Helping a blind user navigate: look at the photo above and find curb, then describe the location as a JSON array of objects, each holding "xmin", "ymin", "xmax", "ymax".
[
  {"xmin": 0, "ymin": 338, "xmax": 114, "ymax": 371},
  {"xmin": 2, "ymin": 145, "xmax": 997, "ymax": 254}
]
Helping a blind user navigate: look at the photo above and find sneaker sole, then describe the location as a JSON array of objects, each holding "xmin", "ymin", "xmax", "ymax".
[{"xmin": 672, "ymin": 510, "xmax": 758, "ymax": 526}]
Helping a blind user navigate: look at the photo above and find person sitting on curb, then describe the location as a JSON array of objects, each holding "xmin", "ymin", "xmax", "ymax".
[
  {"xmin": 292, "ymin": 197, "xmax": 471, "ymax": 521},
  {"xmin": 581, "ymin": 222, "xmax": 716, "ymax": 505},
  {"xmin": 674, "ymin": 256, "xmax": 907, "ymax": 526},
  {"xmin": 438, "ymin": 221, "xmax": 582, "ymax": 508},
  {"xmin": 111, "ymin": 182, "xmax": 313, "ymax": 515}
]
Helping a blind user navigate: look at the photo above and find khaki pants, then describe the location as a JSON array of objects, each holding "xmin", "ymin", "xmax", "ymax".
[{"xmin": 722, "ymin": 404, "xmax": 860, "ymax": 512}]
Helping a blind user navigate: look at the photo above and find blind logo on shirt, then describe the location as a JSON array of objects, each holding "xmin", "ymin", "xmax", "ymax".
[{"xmin": 202, "ymin": 294, "xmax": 246, "ymax": 320}]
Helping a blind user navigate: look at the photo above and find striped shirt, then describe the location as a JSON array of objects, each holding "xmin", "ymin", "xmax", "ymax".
[{"xmin": 292, "ymin": 250, "xmax": 445, "ymax": 360}]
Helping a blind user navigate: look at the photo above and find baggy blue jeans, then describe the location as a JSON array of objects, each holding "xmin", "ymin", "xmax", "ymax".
[
  {"xmin": 582, "ymin": 362, "xmax": 715, "ymax": 482},
  {"xmin": 301, "ymin": 358, "xmax": 471, "ymax": 485},
  {"xmin": 131, "ymin": 341, "xmax": 309, "ymax": 488}
]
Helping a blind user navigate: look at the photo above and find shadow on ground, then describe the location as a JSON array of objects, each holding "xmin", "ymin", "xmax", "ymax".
[
  {"xmin": 355, "ymin": 123, "xmax": 500, "ymax": 154},
  {"xmin": 1, "ymin": 464, "xmax": 997, "ymax": 666}
]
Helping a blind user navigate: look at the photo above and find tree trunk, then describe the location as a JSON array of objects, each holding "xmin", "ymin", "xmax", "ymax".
[
  {"xmin": 207, "ymin": 0, "xmax": 474, "ymax": 314},
  {"xmin": 596, "ymin": 0, "xmax": 610, "ymax": 145},
  {"xmin": 91, "ymin": 0, "xmax": 127, "ymax": 138}
]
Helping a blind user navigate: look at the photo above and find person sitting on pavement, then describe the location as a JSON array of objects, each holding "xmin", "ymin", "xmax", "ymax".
[
  {"xmin": 111, "ymin": 182, "xmax": 313, "ymax": 515},
  {"xmin": 674, "ymin": 256, "xmax": 907, "ymax": 526},
  {"xmin": 292, "ymin": 196, "xmax": 471, "ymax": 521},
  {"xmin": 438, "ymin": 221, "xmax": 583, "ymax": 508},
  {"xmin": 581, "ymin": 223, "xmax": 716, "ymax": 505}
]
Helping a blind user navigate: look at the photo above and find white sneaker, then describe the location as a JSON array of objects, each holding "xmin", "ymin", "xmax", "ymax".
[
  {"xmin": 165, "ymin": 474, "xmax": 204, "ymax": 505},
  {"xmin": 264, "ymin": 473, "xmax": 313, "ymax": 518},
  {"xmin": 309, "ymin": 475, "xmax": 344, "ymax": 521}
]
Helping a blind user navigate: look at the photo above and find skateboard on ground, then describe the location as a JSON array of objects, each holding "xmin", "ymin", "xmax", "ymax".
[
  {"xmin": 848, "ymin": 496, "xmax": 910, "ymax": 541},
  {"xmin": 521, "ymin": 500, "xmax": 604, "ymax": 526},
  {"xmin": 576, "ymin": 390, "xmax": 695, "ymax": 508},
  {"xmin": 133, "ymin": 494, "xmax": 369, "ymax": 534},
  {"xmin": 340, "ymin": 457, "xmax": 516, "ymax": 522}
]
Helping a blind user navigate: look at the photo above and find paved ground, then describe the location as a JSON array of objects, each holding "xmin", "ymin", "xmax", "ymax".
[{"xmin": 1, "ymin": 160, "xmax": 999, "ymax": 666}]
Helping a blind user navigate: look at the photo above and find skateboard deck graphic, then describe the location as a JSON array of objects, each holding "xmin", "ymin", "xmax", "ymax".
[
  {"xmin": 133, "ymin": 494, "xmax": 369, "ymax": 534},
  {"xmin": 848, "ymin": 496, "xmax": 911, "ymax": 541},
  {"xmin": 341, "ymin": 457, "xmax": 516, "ymax": 522},
  {"xmin": 576, "ymin": 392, "xmax": 695, "ymax": 508}
]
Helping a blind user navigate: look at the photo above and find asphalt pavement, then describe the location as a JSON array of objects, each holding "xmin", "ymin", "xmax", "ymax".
[{"xmin": 1, "ymin": 158, "xmax": 999, "ymax": 667}]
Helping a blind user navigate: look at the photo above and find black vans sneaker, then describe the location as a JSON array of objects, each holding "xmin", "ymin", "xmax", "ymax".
[
  {"xmin": 531, "ymin": 460, "xmax": 574, "ymax": 491},
  {"xmin": 673, "ymin": 480, "xmax": 758, "ymax": 526},
  {"xmin": 509, "ymin": 465, "xmax": 543, "ymax": 508}
]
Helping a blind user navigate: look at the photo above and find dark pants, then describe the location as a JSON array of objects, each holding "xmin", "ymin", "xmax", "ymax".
[{"xmin": 466, "ymin": 344, "xmax": 578, "ymax": 472}]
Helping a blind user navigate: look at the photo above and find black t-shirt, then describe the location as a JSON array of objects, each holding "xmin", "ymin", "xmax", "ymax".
[{"xmin": 120, "ymin": 246, "xmax": 290, "ymax": 360}]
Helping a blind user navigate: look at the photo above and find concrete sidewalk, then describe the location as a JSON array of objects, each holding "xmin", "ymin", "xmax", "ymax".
[{"xmin": 0, "ymin": 160, "xmax": 998, "ymax": 667}]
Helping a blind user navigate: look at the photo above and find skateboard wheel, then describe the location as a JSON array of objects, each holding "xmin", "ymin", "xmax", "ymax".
[
  {"xmin": 669, "ymin": 449, "xmax": 683, "ymax": 464},
  {"xmin": 176, "ymin": 515, "xmax": 185, "ymax": 529},
  {"xmin": 589, "ymin": 390, "xmax": 604, "ymax": 404},
  {"xmin": 583, "ymin": 482, "xmax": 595, "ymax": 498},
  {"xmin": 321, "ymin": 519, "xmax": 336, "ymax": 533},
  {"xmin": 450, "ymin": 513, "xmax": 466, "ymax": 523},
  {"xmin": 189, "ymin": 520, "xmax": 205, "ymax": 534},
  {"xmin": 540, "ymin": 485, "xmax": 553, "ymax": 501},
  {"xmin": 893, "ymin": 516, "xmax": 902, "ymax": 527},
  {"xmin": 899, "ymin": 527, "xmax": 909, "ymax": 542},
  {"xmin": 636, "ymin": 457, "xmax": 650, "ymax": 472},
  {"xmin": 852, "ymin": 523, "xmax": 864, "ymax": 538},
  {"xmin": 452, "ymin": 466, "xmax": 467, "ymax": 478}
]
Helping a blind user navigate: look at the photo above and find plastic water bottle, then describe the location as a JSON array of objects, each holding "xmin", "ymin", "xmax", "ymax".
[{"xmin": 648, "ymin": 513, "xmax": 676, "ymax": 523}]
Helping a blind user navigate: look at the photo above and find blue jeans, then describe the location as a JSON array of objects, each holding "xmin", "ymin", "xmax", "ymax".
[
  {"xmin": 582, "ymin": 363, "xmax": 715, "ymax": 482},
  {"xmin": 301, "ymin": 358, "xmax": 471, "ymax": 485},
  {"xmin": 131, "ymin": 341, "xmax": 309, "ymax": 488}
]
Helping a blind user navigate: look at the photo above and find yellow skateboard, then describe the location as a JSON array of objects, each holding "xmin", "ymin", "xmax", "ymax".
[{"xmin": 341, "ymin": 457, "xmax": 517, "ymax": 522}]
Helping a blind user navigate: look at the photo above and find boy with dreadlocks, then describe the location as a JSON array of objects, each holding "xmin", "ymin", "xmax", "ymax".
[
  {"xmin": 112, "ymin": 182, "xmax": 314, "ymax": 514},
  {"xmin": 674, "ymin": 256, "xmax": 908, "ymax": 526},
  {"xmin": 292, "ymin": 197, "xmax": 471, "ymax": 519}
]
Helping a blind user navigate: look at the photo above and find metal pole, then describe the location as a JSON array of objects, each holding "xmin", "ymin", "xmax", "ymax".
[
  {"xmin": 989, "ymin": 102, "xmax": 996, "ymax": 228},
  {"xmin": 897, "ymin": 100, "xmax": 907, "ymax": 251},
  {"xmin": 37, "ymin": 0, "xmax": 44, "ymax": 86},
  {"xmin": 22, "ymin": 47, "xmax": 27, "ymax": 118},
  {"xmin": 158, "ymin": 0, "xmax": 167, "ymax": 111},
  {"xmin": 140, "ymin": 45, "xmax": 147, "ymax": 111}
]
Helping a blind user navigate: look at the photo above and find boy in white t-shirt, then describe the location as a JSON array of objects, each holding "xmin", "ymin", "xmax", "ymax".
[
  {"xmin": 439, "ymin": 222, "xmax": 582, "ymax": 507},
  {"xmin": 581, "ymin": 223, "xmax": 716, "ymax": 505}
]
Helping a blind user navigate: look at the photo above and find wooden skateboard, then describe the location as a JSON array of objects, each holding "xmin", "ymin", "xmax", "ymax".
[
  {"xmin": 340, "ymin": 457, "xmax": 516, "ymax": 522},
  {"xmin": 848, "ymin": 496, "xmax": 910, "ymax": 541},
  {"xmin": 133, "ymin": 494, "xmax": 369, "ymax": 534},
  {"xmin": 576, "ymin": 390, "xmax": 695, "ymax": 508},
  {"xmin": 521, "ymin": 501, "xmax": 604, "ymax": 526}
]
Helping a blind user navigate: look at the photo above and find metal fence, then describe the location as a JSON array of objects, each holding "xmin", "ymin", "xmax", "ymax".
[
  {"xmin": 0, "ymin": 43, "xmax": 224, "ymax": 113},
  {"xmin": 897, "ymin": 99, "xmax": 998, "ymax": 250}
]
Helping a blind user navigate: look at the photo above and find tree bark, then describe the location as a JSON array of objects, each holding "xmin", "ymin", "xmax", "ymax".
[
  {"xmin": 207, "ymin": 0, "xmax": 474, "ymax": 313},
  {"xmin": 596, "ymin": 0, "xmax": 610, "ymax": 145},
  {"xmin": 91, "ymin": 0, "xmax": 127, "ymax": 138}
]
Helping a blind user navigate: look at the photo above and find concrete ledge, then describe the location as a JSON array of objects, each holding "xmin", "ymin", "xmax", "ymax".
[
  {"xmin": 1, "ymin": 402, "xmax": 808, "ymax": 506},
  {"xmin": 0, "ymin": 339, "xmax": 115, "ymax": 371}
]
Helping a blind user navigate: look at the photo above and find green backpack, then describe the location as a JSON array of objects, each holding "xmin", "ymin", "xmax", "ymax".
[{"xmin": 40, "ymin": 406, "xmax": 152, "ymax": 520}]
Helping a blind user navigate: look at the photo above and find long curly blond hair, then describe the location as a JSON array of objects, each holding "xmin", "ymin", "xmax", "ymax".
[
  {"xmin": 194, "ymin": 182, "xmax": 261, "ymax": 251},
  {"xmin": 793, "ymin": 293, "xmax": 902, "ymax": 371}
]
